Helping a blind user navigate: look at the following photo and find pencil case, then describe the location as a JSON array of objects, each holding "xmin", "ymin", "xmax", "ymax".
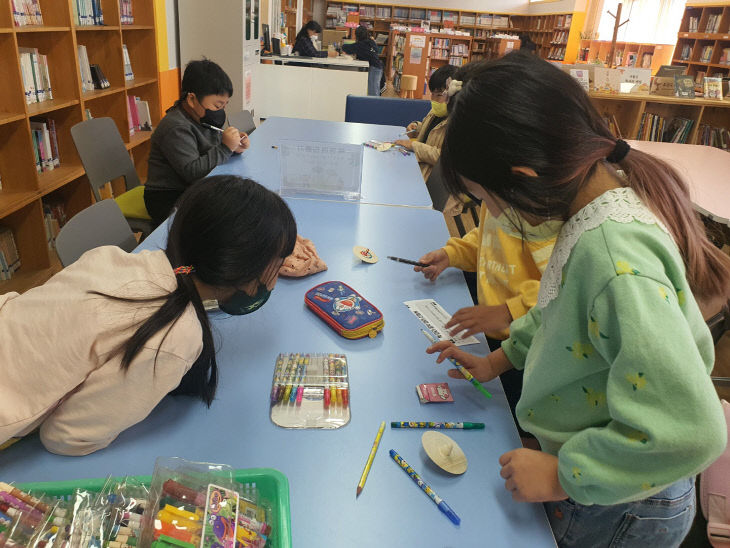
[{"xmin": 305, "ymin": 281, "xmax": 384, "ymax": 339}]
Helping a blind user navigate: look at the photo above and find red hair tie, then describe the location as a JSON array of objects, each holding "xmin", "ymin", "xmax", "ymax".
[{"xmin": 174, "ymin": 266, "xmax": 195, "ymax": 275}]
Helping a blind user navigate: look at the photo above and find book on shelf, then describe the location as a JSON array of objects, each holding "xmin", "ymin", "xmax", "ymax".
[
  {"xmin": 120, "ymin": 0, "xmax": 134, "ymax": 24},
  {"xmin": 90, "ymin": 64, "xmax": 110, "ymax": 89},
  {"xmin": 0, "ymin": 227, "xmax": 21, "ymax": 281},
  {"xmin": 698, "ymin": 124, "xmax": 730, "ymax": 151},
  {"xmin": 11, "ymin": 0, "xmax": 43, "ymax": 26},
  {"xmin": 375, "ymin": 33, "xmax": 388, "ymax": 46},
  {"xmin": 601, "ymin": 114, "xmax": 622, "ymax": 138},
  {"xmin": 74, "ymin": 0, "xmax": 105, "ymax": 26},
  {"xmin": 122, "ymin": 44, "xmax": 135, "ymax": 81},
  {"xmin": 719, "ymin": 48, "xmax": 730, "ymax": 65},
  {"xmin": 641, "ymin": 52, "xmax": 653, "ymax": 68},
  {"xmin": 569, "ymin": 69, "xmax": 590, "ymax": 91},
  {"xmin": 375, "ymin": 7, "xmax": 390, "ymax": 19},
  {"xmin": 705, "ymin": 13, "xmax": 722, "ymax": 34},
  {"xmin": 674, "ymin": 75, "xmax": 696, "ymax": 98},
  {"xmin": 29, "ymin": 117, "xmax": 60, "ymax": 173},
  {"xmin": 636, "ymin": 113, "xmax": 694, "ymax": 143},
  {"xmin": 126, "ymin": 95, "xmax": 152, "ymax": 135},
  {"xmin": 77, "ymin": 45, "xmax": 95, "ymax": 92},
  {"xmin": 430, "ymin": 10, "xmax": 441, "ymax": 23},
  {"xmin": 663, "ymin": 117, "xmax": 695, "ymax": 143},
  {"xmin": 704, "ymin": 77, "xmax": 723, "ymax": 99},
  {"xmin": 18, "ymin": 48, "xmax": 53, "ymax": 104},
  {"xmin": 700, "ymin": 45, "xmax": 713, "ymax": 64},
  {"xmin": 680, "ymin": 44, "xmax": 691, "ymax": 61},
  {"xmin": 688, "ymin": 16, "xmax": 699, "ymax": 33}
]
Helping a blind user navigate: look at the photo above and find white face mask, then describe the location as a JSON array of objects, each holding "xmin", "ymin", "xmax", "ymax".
[{"xmin": 310, "ymin": 35, "xmax": 318, "ymax": 43}]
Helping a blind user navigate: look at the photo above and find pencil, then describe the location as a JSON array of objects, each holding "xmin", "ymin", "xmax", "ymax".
[
  {"xmin": 357, "ymin": 421, "xmax": 386, "ymax": 497},
  {"xmin": 201, "ymin": 122, "xmax": 224, "ymax": 132},
  {"xmin": 387, "ymin": 256, "xmax": 428, "ymax": 268}
]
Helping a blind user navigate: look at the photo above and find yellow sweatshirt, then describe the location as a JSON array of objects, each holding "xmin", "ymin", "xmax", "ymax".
[{"xmin": 442, "ymin": 204, "xmax": 561, "ymax": 339}]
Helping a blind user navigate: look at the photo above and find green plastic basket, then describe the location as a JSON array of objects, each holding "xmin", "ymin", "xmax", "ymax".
[{"xmin": 16, "ymin": 467, "xmax": 292, "ymax": 548}]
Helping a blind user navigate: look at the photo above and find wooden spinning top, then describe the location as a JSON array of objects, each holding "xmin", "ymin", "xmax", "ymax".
[{"xmin": 422, "ymin": 431, "xmax": 468, "ymax": 475}]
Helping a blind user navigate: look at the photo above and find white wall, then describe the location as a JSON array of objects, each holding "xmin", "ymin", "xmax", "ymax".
[
  {"xmin": 528, "ymin": 0, "xmax": 578, "ymax": 15},
  {"xmin": 166, "ymin": 0, "xmax": 178, "ymax": 69}
]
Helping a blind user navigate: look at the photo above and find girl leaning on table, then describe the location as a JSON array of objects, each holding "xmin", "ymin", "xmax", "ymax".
[
  {"xmin": 0, "ymin": 175, "xmax": 296, "ymax": 456},
  {"xmin": 428, "ymin": 51, "xmax": 730, "ymax": 547}
]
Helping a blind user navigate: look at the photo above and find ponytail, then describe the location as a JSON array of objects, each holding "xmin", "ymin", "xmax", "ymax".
[{"xmin": 91, "ymin": 176, "xmax": 297, "ymax": 406}]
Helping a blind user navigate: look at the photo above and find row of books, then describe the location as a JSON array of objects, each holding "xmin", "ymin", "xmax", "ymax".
[
  {"xmin": 19, "ymin": 48, "xmax": 53, "ymax": 105},
  {"xmin": 30, "ymin": 117, "xmax": 60, "ymax": 173},
  {"xmin": 721, "ymin": 48, "xmax": 730, "ymax": 65},
  {"xmin": 705, "ymin": 14, "xmax": 723, "ymax": 34},
  {"xmin": 441, "ymin": 12, "xmax": 458, "ymax": 24},
  {"xmin": 477, "ymin": 15, "xmax": 509, "ymax": 28},
  {"xmin": 556, "ymin": 14, "xmax": 572, "ymax": 28},
  {"xmin": 636, "ymin": 113, "xmax": 695, "ymax": 143},
  {"xmin": 688, "ymin": 16, "xmax": 700, "ymax": 33},
  {"xmin": 552, "ymin": 31, "xmax": 568, "ymax": 45},
  {"xmin": 11, "ymin": 0, "xmax": 43, "ymax": 26},
  {"xmin": 699, "ymin": 45, "xmax": 713, "ymax": 64},
  {"xmin": 0, "ymin": 227, "xmax": 20, "ymax": 281},
  {"xmin": 450, "ymin": 44, "xmax": 469, "ymax": 56},
  {"xmin": 680, "ymin": 44, "xmax": 692, "ymax": 61},
  {"xmin": 77, "ymin": 45, "xmax": 111, "ymax": 92},
  {"xmin": 393, "ymin": 8, "xmax": 409, "ymax": 19},
  {"xmin": 698, "ymin": 124, "xmax": 730, "ymax": 151},
  {"xmin": 547, "ymin": 46, "xmax": 566, "ymax": 61},
  {"xmin": 448, "ymin": 56, "xmax": 466, "ymax": 67},
  {"xmin": 73, "ymin": 0, "xmax": 105, "ymax": 26},
  {"xmin": 127, "ymin": 95, "xmax": 153, "ymax": 136},
  {"xmin": 602, "ymin": 114, "xmax": 622, "ymax": 139},
  {"xmin": 120, "ymin": 0, "xmax": 135, "ymax": 25},
  {"xmin": 432, "ymin": 38, "xmax": 451, "ymax": 48},
  {"xmin": 43, "ymin": 202, "xmax": 66, "ymax": 250},
  {"xmin": 460, "ymin": 14, "xmax": 476, "ymax": 26}
]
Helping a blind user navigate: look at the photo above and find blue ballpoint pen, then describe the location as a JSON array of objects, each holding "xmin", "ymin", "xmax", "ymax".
[{"xmin": 390, "ymin": 449, "xmax": 461, "ymax": 525}]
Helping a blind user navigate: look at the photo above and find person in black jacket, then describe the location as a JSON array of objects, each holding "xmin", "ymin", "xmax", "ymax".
[
  {"xmin": 292, "ymin": 20, "xmax": 336, "ymax": 58},
  {"xmin": 342, "ymin": 25, "xmax": 384, "ymax": 96}
]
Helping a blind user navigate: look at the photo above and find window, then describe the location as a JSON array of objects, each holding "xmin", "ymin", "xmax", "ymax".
[{"xmin": 597, "ymin": 0, "xmax": 684, "ymax": 44}]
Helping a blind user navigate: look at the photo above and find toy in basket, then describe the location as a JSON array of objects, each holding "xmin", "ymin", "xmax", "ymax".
[{"xmin": 304, "ymin": 281, "xmax": 384, "ymax": 339}]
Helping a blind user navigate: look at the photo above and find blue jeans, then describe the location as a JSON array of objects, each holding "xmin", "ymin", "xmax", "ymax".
[
  {"xmin": 368, "ymin": 66, "xmax": 383, "ymax": 96},
  {"xmin": 544, "ymin": 477, "xmax": 696, "ymax": 547}
]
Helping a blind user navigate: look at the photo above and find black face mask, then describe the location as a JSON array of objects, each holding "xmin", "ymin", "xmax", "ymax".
[
  {"xmin": 200, "ymin": 107, "xmax": 226, "ymax": 129},
  {"xmin": 218, "ymin": 283, "xmax": 271, "ymax": 315}
]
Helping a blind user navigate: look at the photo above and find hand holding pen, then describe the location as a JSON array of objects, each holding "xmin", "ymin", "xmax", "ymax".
[
  {"xmin": 414, "ymin": 249, "xmax": 450, "ymax": 282},
  {"xmin": 424, "ymin": 335, "xmax": 497, "ymax": 391}
]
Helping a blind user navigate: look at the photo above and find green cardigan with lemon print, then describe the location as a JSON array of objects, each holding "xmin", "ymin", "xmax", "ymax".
[{"xmin": 502, "ymin": 187, "xmax": 727, "ymax": 506}]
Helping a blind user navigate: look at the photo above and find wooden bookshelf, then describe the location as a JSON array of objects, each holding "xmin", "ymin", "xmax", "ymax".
[
  {"xmin": 0, "ymin": 0, "xmax": 160, "ymax": 294},
  {"xmin": 577, "ymin": 40, "xmax": 675, "ymax": 74},
  {"xmin": 588, "ymin": 91, "xmax": 730, "ymax": 148},
  {"xmin": 673, "ymin": 2, "xmax": 730, "ymax": 80},
  {"xmin": 327, "ymin": 2, "xmax": 579, "ymax": 68}
]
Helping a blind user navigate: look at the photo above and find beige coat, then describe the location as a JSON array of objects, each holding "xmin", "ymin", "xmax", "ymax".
[
  {"xmin": 411, "ymin": 111, "xmax": 447, "ymax": 181},
  {"xmin": 0, "ymin": 246, "xmax": 202, "ymax": 455}
]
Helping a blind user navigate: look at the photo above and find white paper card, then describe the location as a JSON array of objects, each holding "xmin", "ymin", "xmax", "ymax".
[
  {"xmin": 279, "ymin": 140, "xmax": 363, "ymax": 200},
  {"xmin": 404, "ymin": 299, "xmax": 480, "ymax": 346}
]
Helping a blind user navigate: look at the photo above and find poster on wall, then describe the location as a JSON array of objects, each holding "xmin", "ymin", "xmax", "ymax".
[
  {"xmin": 410, "ymin": 47, "xmax": 423, "ymax": 64},
  {"xmin": 409, "ymin": 34, "xmax": 426, "ymax": 48}
]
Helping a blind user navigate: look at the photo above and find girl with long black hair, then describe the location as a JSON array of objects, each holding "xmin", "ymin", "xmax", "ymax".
[{"xmin": 0, "ymin": 175, "xmax": 296, "ymax": 455}]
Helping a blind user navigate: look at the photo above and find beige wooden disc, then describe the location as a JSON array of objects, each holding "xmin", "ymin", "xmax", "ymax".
[
  {"xmin": 353, "ymin": 246, "xmax": 379, "ymax": 264},
  {"xmin": 422, "ymin": 431, "xmax": 468, "ymax": 475}
]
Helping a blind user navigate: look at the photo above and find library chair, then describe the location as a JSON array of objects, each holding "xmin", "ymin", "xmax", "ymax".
[
  {"xmin": 70, "ymin": 117, "xmax": 153, "ymax": 238},
  {"xmin": 400, "ymin": 75, "xmax": 418, "ymax": 99},
  {"xmin": 425, "ymin": 160, "xmax": 480, "ymax": 238},
  {"xmin": 228, "ymin": 110, "xmax": 257, "ymax": 135},
  {"xmin": 55, "ymin": 199, "xmax": 137, "ymax": 267},
  {"xmin": 345, "ymin": 95, "xmax": 430, "ymax": 128}
]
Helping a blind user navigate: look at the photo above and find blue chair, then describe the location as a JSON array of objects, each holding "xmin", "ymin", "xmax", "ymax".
[{"xmin": 345, "ymin": 95, "xmax": 431, "ymax": 127}]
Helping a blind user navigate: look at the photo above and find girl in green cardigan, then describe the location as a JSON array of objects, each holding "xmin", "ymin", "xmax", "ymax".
[{"xmin": 428, "ymin": 51, "xmax": 730, "ymax": 547}]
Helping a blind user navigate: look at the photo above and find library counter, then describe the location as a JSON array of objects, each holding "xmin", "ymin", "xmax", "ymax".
[{"xmin": 257, "ymin": 56, "xmax": 369, "ymax": 122}]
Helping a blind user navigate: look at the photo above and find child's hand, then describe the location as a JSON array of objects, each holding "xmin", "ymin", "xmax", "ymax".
[
  {"xmin": 222, "ymin": 127, "xmax": 242, "ymax": 151},
  {"xmin": 426, "ymin": 341, "xmax": 497, "ymax": 382},
  {"xmin": 415, "ymin": 249, "xmax": 449, "ymax": 281},
  {"xmin": 234, "ymin": 132, "xmax": 250, "ymax": 153},
  {"xmin": 499, "ymin": 448, "xmax": 569, "ymax": 503},
  {"xmin": 406, "ymin": 122, "xmax": 418, "ymax": 132},
  {"xmin": 394, "ymin": 139, "xmax": 414, "ymax": 151},
  {"xmin": 445, "ymin": 304, "xmax": 512, "ymax": 338}
]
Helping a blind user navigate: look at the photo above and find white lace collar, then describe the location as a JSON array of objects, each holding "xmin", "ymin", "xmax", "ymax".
[{"xmin": 537, "ymin": 187, "xmax": 671, "ymax": 309}]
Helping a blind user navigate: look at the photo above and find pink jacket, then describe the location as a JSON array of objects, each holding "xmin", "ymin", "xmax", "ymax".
[{"xmin": 0, "ymin": 247, "xmax": 202, "ymax": 455}]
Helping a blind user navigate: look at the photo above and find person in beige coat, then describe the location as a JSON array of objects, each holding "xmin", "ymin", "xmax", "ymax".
[
  {"xmin": 395, "ymin": 64, "xmax": 458, "ymax": 181},
  {"xmin": 0, "ymin": 176, "xmax": 296, "ymax": 456}
]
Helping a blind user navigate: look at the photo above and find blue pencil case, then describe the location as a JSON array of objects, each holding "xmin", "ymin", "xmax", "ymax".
[{"xmin": 305, "ymin": 281, "xmax": 384, "ymax": 339}]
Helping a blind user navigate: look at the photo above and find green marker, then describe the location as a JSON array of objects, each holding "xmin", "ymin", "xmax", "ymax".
[
  {"xmin": 421, "ymin": 329, "xmax": 492, "ymax": 399},
  {"xmin": 391, "ymin": 421, "xmax": 485, "ymax": 429}
]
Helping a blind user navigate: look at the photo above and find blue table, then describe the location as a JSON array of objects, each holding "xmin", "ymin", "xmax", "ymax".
[
  {"xmin": 214, "ymin": 116, "xmax": 433, "ymax": 208},
  {"xmin": 0, "ymin": 200, "xmax": 555, "ymax": 547}
]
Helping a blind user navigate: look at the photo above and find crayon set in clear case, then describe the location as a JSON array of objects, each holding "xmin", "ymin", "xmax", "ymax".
[{"xmin": 269, "ymin": 353, "xmax": 350, "ymax": 429}]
